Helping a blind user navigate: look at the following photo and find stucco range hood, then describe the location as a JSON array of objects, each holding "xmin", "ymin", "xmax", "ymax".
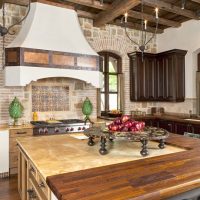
[{"xmin": 5, "ymin": 1, "xmax": 102, "ymax": 88}]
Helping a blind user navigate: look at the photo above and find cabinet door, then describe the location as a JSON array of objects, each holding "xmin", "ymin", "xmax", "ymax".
[
  {"xmin": 129, "ymin": 55, "xmax": 138, "ymax": 101},
  {"xmin": 174, "ymin": 122, "xmax": 189, "ymax": 135},
  {"xmin": 136, "ymin": 55, "xmax": 146, "ymax": 100},
  {"xmin": 175, "ymin": 54, "xmax": 185, "ymax": 101},
  {"xmin": 163, "ymin": 54, "xmax": 175, "ymax": 101},
  {"xmin": 129, "ymin": 52, "xmax": 156, "ymax": 101},
  {"xmin": 143, "ymin": 119, "xmax": 158, "ymax": 127},
  {"xmin": 156, "ymin": 57, "xmax": 165, "ymax": 101},
  {"xmin": 144, "ymin": 56, "xmax": 156, "ymax": 100},
  {"xmin": 190, "ymin": 124, "xmax": 200, "ymax": 134},
  {"xmin": 18, "ymin": 148, "xmax": 28, "ymax": 200},
  {"xmin": 158, "ymin": 120, "xmax": 174, "ymax": 132}
]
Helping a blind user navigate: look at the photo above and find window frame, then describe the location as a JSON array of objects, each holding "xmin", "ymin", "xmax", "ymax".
[{"xmin": 99, "ymin": 51, "xmax": 122, "ymax": 116}]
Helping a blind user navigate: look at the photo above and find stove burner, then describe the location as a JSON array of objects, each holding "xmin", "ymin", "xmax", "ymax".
[
  {"xmin": 59, "ymin": 119, "xmax": 85, "ymax": 124},
  {"xmin": 31, "ymin": 119, "xmax": 90, "ymax": 136}
]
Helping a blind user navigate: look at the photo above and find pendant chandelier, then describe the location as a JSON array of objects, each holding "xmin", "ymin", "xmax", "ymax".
[{"xmin": 122, "ymin": 0, "xmax": 159, "ymax": 56}]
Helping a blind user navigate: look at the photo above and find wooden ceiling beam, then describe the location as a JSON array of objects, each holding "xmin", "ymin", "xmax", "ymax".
[
  {"xmin": 77, "ymin": 10, "xmax": 96, "ymax": 19},
  {"xmin": 114, "ymin": 19, "xmax": 163, "ymax": 34},
  {"xmin": 62, "ymin": 0, "xmax": 109, "ymax": 10},
  {"xmin": 94, "ymin": 0, "xmax": 140, "ymax": 27},
  {"xmin": 3, "ymin": 0, "xmax": 28, "ymax": 6},
  {"xmin": 143, "ymin": 0, "xmax": 199, "ymax": 20},
  {"xmin": 0, "ymin": 0, "xmax": 3, "ymax": 8},
  {"xmin": 128, "ymin": 10, "xmax": 181, "ymax": 28},
  {"xmin": 190, "ymin": 0, "xmax": 200, "ymax": 3}
]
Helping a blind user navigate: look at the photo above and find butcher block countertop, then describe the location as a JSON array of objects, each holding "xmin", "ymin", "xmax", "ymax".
[
  {"xmin": 46, "ymin": 134, "xmax": 200, "ymax": 200},
  {"xmin": 16, "ymin": 132, "xmax": 200, "ymax": 200}
]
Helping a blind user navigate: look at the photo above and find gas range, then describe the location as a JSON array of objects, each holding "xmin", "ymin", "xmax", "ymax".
[{"xmin": 31, "ymin": 119, "xmax": 90, "ymax": 136}]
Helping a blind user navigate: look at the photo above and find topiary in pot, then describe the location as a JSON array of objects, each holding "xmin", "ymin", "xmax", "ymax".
[
  {"xmin": 9, "ymin": 97, "xmax": 24, "ymax": 126},
  {"xmin": 82, "ymin": 97, "xmax": 93, "ymax": 124}
]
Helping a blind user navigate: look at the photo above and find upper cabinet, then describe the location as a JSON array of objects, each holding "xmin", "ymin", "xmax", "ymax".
[{"xmin": 128, "ymin": 49, "xmax": 187, "ymax": 102}]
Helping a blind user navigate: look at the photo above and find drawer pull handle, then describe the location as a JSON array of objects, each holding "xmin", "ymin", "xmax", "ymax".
[
  {"xmin": 27, "ymin": 189, "xmax": 37, "ymax": 198},
  {"xmin": 16, "ymin": 131, "xmax": 27, "ymax": 135},
  {"xmin": 38, "ymin": 182, "xmax": 45, "ymax": 188},
  {"xmin": 30, "ymin": 167, "xmax": 35, "ymax": 173}
]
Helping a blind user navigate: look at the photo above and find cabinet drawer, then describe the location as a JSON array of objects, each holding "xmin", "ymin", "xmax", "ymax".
[
  {"xmin": 37, "ymin": 172, "xmax": 49, "ymax": 199},
  {"xmin": 29, "ymin": 172, "xmax": 48, "ymax": 200},
  {"xmin": 10, "ymin": 128, "xmax": 33, "ymax": 138},
  {"xmin": 28, "ymin": 179, "xmax": 41, "ymax": 200},
  {"xmin": 29, "ymin": 161, "xmax": 37, "ymax": 180}
]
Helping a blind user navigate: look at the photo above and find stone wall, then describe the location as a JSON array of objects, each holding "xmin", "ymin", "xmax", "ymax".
[
  {"xmin": 0, "ymin": 3, "xmax": 157, "ymax": 125},
  {"xmin": 79, "ymin": 18, "xmax": 157, "ymax": 115},
  {"xmin": 1, "ymin": 3, "xmax": 193, "ymax": 125}
]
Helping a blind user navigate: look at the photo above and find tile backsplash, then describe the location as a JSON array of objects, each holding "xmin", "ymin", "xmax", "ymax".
[{"xmin": 32, "ymin": 86, "xmax": 70, "ymax": 112}]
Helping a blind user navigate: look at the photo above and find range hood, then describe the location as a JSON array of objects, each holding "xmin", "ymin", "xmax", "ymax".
[{"xmin": 5, "ymin": 1, "xmax": 102, "ymax": 88}]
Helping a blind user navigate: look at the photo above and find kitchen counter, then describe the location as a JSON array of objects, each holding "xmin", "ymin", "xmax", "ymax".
[
  {"xmin": 16, "ymin": 133, "xmax": 199, "ymax": 200},
  {"xmin": 16, "ymin": 134, "xmax": 184, "ymax": 180},
  {"xmin": 134, "ymin": 114, "xmax": 200, "ymax": 124},
  {"xmin": 45, "ymin": 133, "xmax": 200, "ymax": 200},
  {"xmin": 0, "ymin": 124, "xmax": 33, "ymax": 131},
  {"xmin": 100, "ymin": 114, "xmax": 200, "ymax": 125}
]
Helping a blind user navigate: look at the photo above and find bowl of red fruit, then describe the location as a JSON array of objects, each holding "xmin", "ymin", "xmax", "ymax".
[{"xmin": 106, "ymin": 115, "xmax": 145, "ymax": 136}]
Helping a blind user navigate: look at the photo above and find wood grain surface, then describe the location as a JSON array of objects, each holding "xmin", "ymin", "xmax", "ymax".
[{"xmin": 47, "ymin": 133, "xmax": 200, "ymax": 200}]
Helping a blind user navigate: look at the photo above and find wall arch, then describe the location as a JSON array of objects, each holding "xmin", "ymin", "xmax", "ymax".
[{"xmin": 82, "ymin": 22, "xmax": 156, "ymax": 114}]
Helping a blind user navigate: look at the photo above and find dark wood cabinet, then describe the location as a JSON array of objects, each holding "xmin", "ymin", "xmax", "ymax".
[
  {"xmin": 138, "ymin": 117, "xmax": 200, "ymax": 135},
  {"xmin": 158, "ymin": 120, "xmax": 174, "ymax": 133},
  {"xmin": 129, "ymin": 49, "xmax": 187, "ymax": 102},
  {"xmin": 142, "ymin": 118, "xmax": 158, "ymax": 127},
  {"xmin": 174, "ymin": 122, "xmax": 190, "ymax": 135}
]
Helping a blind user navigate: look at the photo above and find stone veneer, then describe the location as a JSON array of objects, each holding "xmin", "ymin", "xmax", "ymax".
[{"xmin": 0, "ymin": 3, "xmax": 196, "ymax": 125}]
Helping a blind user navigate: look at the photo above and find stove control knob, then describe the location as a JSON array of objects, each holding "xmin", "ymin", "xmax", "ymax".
[
  {"xmin": 70, "ymin": 128, "xmax": 74, "ymax": 131},
  {"xmin": 44, "ymin": 128, "xmax": 48, "ymax": 134},
  {"xmin": 82, "ymin": 127, "xmax": 86, "ymax": 130},
  {"xmin": 78, "ymin": 127, "xmax": 81, "ymax": 131},
  {"xmin": 55, "ymin": 128, "xmax": 59, "ymax": 133},
  {"xmin": 39, "ymin": 128, "xmax": 44, "ymax": 134}
]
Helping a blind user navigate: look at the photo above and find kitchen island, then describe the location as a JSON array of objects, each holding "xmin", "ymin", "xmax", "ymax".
[{"xmin": 16, "ymin": 132, "xmax": 200, "ymax": 200}]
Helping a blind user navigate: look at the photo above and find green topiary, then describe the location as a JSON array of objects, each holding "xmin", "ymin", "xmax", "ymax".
[
  {"xmin": 9, "ymin": 97, "xmax": 24, "ymax": 126},
  {"xmin": 82, "ymin": 97, "xmax": 93, "ymax": 124}
]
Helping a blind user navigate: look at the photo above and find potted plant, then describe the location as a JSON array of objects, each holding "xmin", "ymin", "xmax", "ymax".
[
  {"xmin": 82, "ymin": 97, "xmax": 93, "ymax": 124},
  {"xmin": 9, "ymin": 97, "xmax": 24, "ymax": 126}
]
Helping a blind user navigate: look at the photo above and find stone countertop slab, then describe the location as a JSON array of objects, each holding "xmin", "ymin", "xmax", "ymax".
[{"xmin": 17, "ymin": 134, "xmax": 185, "ymax": 180}]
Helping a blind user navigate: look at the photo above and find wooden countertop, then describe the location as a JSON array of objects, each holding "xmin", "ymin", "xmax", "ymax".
[
  {"xmin": 0, "ymin": 124, "xmax": 33, "ymax": 131},
  {"xmin": 46, "ymin": 134, "xmax": 200, "ymax": 200}
]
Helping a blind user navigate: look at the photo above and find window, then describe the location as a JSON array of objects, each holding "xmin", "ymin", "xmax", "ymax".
[{"xmin": 99, "ymin": 51, "xmax": 122, "ymax": 115}]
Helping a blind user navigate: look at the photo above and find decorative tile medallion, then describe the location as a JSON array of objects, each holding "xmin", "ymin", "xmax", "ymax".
[{"xmin": 32, "ymin": 86, "xmax": 69, "ymax": 112}]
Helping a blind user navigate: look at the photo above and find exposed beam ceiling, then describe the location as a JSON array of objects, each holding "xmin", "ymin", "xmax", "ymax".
[
  {"xmin": 78, "ymin": 10, "xmax": 161, "ymax": 33},
  {"xmin": 143, "ymin": 0, "xmax": 199, "ymax": 20},
  {"xmin": 94, "ymin": 0, "xmax": 140, "ymax": 27},
  {"xmin": 1, "ymin": 0, "xmax": 199, "ymax": 33},
  {"xmin": 128, "ymin": 10, "xmax": 181, "ymax": 28}
]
